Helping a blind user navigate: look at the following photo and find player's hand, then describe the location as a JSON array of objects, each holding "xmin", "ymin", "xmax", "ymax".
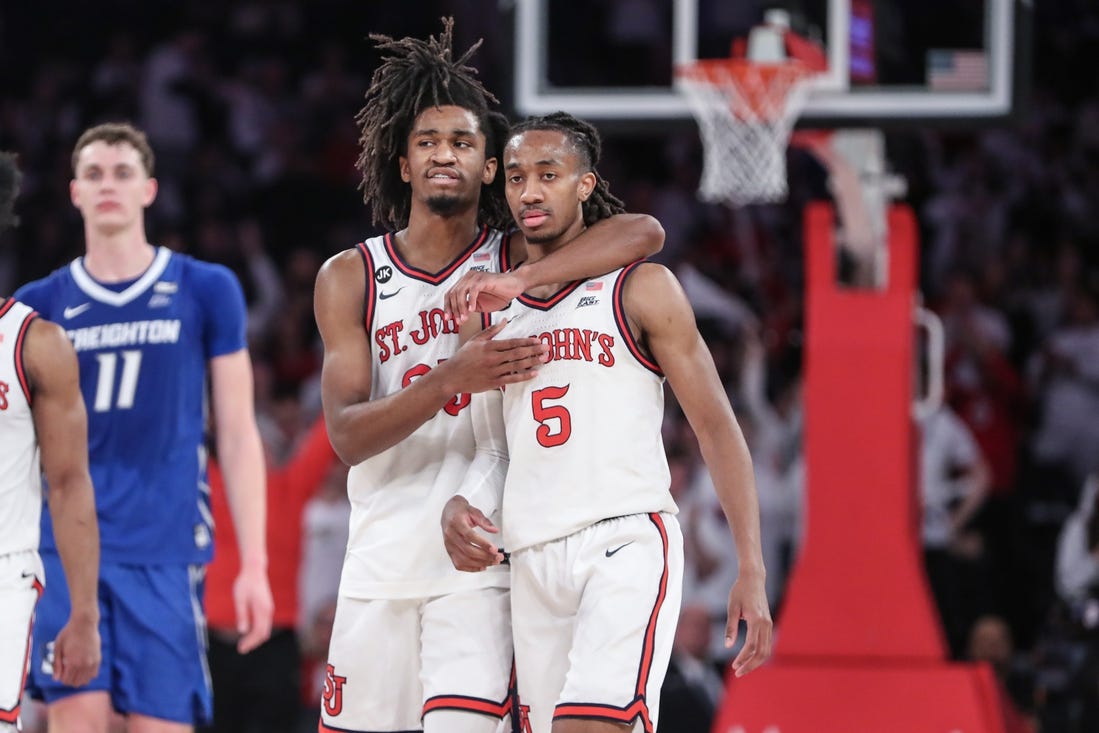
[
  {"xmin": 445, "ymin": 271, "xmax": 526, "ymax": 324},
  {"xmin": 442, "ymin": 496, "xmax": 505, "ymax": 572},
  {"xmin": 726, "ymin": 573, "xmax": 773, "ymax": 678},
  {"xmin": 442, "ymin": 319, "xmax": 549, "ymax": 392},
  {"xmin": 52, "ymin": 614, "xmax": 101, "ymax": 687},
  {"xmin": 233, "ymin": 564, "xmax": 274, "ymax": 654}
]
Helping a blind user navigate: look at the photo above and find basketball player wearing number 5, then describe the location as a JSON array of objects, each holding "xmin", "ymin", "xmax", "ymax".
[{"xmin": 442, "ymin": 113, "xmax": 772, "ymax": 733}]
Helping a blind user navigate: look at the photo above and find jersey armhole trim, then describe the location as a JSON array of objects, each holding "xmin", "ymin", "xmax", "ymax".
[
  {"xmin": 612, "ymin": 262, "xmax": 663, "ymax": 377},
  {"xmin": 15, "ymin": 312, "xmax": 38, "ymax": 405},
  {"xmin": 355, "ymin": 242, "xmax": 376, "ymax": 332}
]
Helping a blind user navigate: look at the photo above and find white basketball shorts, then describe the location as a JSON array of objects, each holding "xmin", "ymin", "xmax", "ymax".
[
  {"xmin": 510, "ymin": 512, "xmax": 684, "ymax": 733},
  {"xmin": 319, "ymin": 585, "xmax": 514, "ymax": 733},
  {"xmin": 0, "ymin": 550, "xmax": 43, "ymax": 730}
]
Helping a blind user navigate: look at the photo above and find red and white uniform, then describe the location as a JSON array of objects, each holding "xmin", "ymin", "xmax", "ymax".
[
  {"xmin": 491, "ymin": 266, "xmax": 677, "ymax": 552},
  {"xmin": 322, "ymin": 228, "xmax": 517, "ymax": 733},
  {"xmin": 481, "ymin": 264, "xmax": 683, "ymax": 733},
  {"xmin": 0, "ymin": 299, "xmax": 44, "ymax": 730}
]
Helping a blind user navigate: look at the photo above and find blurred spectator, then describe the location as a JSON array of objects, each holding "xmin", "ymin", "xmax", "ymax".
[
  {"xmin": 968, "ymin": 615, "xmax": 1039, "ymax": 715},
  {"xmin": 659, "ymin": 603, "xmax": 726, "ymax": 733},
  {"xmin": 1030, "ymin": 285, "xmax": 1099, "ymax": 485},
  {"xmin": 918, "ymin": 402, "xmax": 992, "ymax": 658},
  {"xmin": 202, "ymin": 415, "xmax": 337, "ymax": 733},
  {"xmin": 297, "ymin": 461, "xmax": 351, "ymax": 634},
  {"xmin": 965, "ymin": 614, "xmax": 1039, "ymax": 733},
  {"xmin": 1049, "ymin": 474, "xmax": 1099, "ymax": 731}
]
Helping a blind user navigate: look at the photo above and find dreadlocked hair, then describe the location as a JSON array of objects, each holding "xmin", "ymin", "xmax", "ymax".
[
  {"xmin": 509, "ymin": 111, "xmax": 626, "ymax": 226},
  {"xmin": 0, "ymin": 152, "xmax": 21, "ymax": 233},
  {"xmin": 355, "ymin": 17, "xmax": 511, "ymax": 230}
]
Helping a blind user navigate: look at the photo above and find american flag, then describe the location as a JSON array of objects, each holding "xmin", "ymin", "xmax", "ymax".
[
  {"xmin": 927, "ymin": 50, "xmax": 988, "ymax": 92},
  {"xmin": 473, "ymin": 252, "xmax": 491, "ymax": 262},
  {"xmin": 585, "ymin": 281, "xmax": 603, "ymax": 291}
]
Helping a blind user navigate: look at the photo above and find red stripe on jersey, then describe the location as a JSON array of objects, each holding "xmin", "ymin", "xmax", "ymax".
[
  {"xmin": 355, "ymin": 243, "xmax": 376, "ymax": 332},
  {"xmin": 499, "ymin": 231, "xmax": 514, "ymax": 273},
  {"xmin": 422, "ymin": 693, "xmax": 511, "ymax": 719},
  {"xmin": 0, "ymin": 297, "xmax": 14, "ymax": 318},
  {"xmin": 383, "ymin": 226, "xmax": 491, "ymax": 284},
  {"xmin": 515, "ymin": 279, "xmax": 584, "ymax": 311},
  {"xmin": 612, "ymin": 261, "xmax": 662, "ymax": 376},
  {"xmin": 14, "ymin": 312, "xmax": 37, "ymax": 404}
]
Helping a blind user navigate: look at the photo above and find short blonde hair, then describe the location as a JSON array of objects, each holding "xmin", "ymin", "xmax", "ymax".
[{"xmin": 72, "ymin": 122, "xmax": 155, "ymax": 176}]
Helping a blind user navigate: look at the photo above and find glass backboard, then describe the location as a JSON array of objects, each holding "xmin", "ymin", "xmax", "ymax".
[{"xmin": 514, "ymin": 0, "xmax": 1031, "ymax": 127}]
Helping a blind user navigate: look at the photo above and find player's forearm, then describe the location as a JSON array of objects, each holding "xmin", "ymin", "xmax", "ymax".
[
  {"xmin": 48, "ymin": 475, "xmax": 101, "ymax": 622},
  {"xmin": 456, "ymin": 390, "xmax": 509, "ymax": 514},
  {"xmin": 326, "ymin": 366, "xmax": 464, "ymax": 465},
  {"xmin": 698, "ymin": 423, "xmax": 767, "ymax": 577},
  {"xmin": 218, "ymin": 427, "xmax": 268, "ymax": 570},
  {"xmin": 516, "ymin": 213, "xmax": 664, "ymax": 290}
]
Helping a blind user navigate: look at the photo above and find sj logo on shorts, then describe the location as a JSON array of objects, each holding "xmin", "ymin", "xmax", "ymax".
[
  {"xmin": 323, "ymin": 663, "xmax": 347, "ymax": 717},
  {"xmin": 517, "ymin": 703, "xmax": 533, "ymax": 733}
]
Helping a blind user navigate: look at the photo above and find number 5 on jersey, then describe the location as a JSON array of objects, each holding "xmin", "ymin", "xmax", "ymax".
[{"xmin": 532, "ymin": 385, "xmax": 571, "ymax": 447}]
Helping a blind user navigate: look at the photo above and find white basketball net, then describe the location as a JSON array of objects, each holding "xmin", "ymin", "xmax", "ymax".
[{"xmin": 677, "ymin": 62, "xmax": 815, "ymax": 207}]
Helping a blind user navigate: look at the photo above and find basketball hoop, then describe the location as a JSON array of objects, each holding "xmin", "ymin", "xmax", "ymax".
[{"xmin": 676, "ymin": 58, "xmax": 817, "ymax": 207}]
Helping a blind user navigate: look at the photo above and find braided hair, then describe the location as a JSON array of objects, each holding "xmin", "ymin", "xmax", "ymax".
[
  {"xmin": 508, "ymin": 112, "xmax": 626, "ymax": 226},
  {"xmin": 355, "ymin": 17, "xmax": 511, "ymax": 230},
  {"xmin": 0, "ymin": 151, "xmax": 21, "ymax": 233}
]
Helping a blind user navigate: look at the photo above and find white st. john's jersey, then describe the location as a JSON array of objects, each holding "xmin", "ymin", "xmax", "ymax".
[
  {"xmin": 0, "ymin": 299, "xmax": 42, "ymax": 556},
  {"xmin": 341, "ymin": 226, "xmax": 513, "ymax": 598},
  {"xmin": 490, "ymin": 262, "xmax": 677, "ymax": 553}
]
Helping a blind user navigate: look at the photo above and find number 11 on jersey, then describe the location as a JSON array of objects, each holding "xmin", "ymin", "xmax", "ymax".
[{"xmin": 93, "ymin": 349, "xmax": 143, "ymax": 411}]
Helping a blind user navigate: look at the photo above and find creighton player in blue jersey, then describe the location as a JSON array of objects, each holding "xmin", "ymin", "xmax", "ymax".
[{"xmin": 15, "ymin": 123, "xmax": 273, "ymax": 733}]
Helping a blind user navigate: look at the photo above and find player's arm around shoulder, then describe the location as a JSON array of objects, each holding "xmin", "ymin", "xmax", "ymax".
[
  {"xmin": 24, "ymin": 317, "xmax": 102, "ymax": 686},
  {"xmin": 623, "ymin": 263, "xmax": 774, "ymax": 677},
  {"xmin": 447, "ymin": 216, "xmax": 664, "ymax": 321},
  {"xmin": 512, "ymin": 213, "xmax": 664, "ymax": 292}
]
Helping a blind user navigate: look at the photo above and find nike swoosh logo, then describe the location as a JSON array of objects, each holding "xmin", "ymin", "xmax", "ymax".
[
  {"xmin": 378, "ymin": 287, "xmax": 404, "ymax": 300},
  {"xmin": 63, "ymin": 303, "xmax": 92, "ymax": 319},
  {"xmin": 20, "ymin": 571, "xmax": 35, "ymax": 579},
  {"xmin": 605, "ymin": 541, "xmax": 635, "ymax": 558}
]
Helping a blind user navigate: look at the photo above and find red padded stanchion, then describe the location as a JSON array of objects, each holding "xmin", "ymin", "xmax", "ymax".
[{"xmin": 712, "ymin": 204, "xmax": 1015, "ymax": 733}]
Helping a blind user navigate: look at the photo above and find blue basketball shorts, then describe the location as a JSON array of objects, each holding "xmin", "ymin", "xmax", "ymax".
[{"xmin": 26, "ymin": 554, "xmax": 212, "ymax": 726}]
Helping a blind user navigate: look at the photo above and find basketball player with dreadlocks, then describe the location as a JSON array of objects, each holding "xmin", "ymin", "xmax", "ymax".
[
  {"xmin": 0, "ymin": 153, "xmax": 100, "ymax": 732},
  {"xmin": 312, "ymin": 19, "xmax": 662, "ymax": 733},
  {"xmin": 440, "ymin": 113, "xmax": 773, "ymax": 733}
]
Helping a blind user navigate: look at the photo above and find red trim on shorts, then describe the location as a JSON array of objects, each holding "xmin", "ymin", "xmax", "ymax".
[
  {"xmin": 553, "ymin": 512, "xmax": 671, "ymax": 733},
  {"xmin": 422, "ymin": 692, "xmax": 511, "ymax": 719},
  {"xmin": 0, "ymin": 576, "xmax": 44, "ymax": 722},
  {"xmin": 554, "ymin": 699, "xmax": 652, "ymax": 728},
  {"xmin": 317, "ymin": 719, "xmax": 417, "ymax": 733}
]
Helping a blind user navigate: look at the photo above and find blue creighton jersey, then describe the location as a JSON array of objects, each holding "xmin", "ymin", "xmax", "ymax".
[{"xmin": 15, "ymin": 247, "xmax": 247, "ymax": 565}]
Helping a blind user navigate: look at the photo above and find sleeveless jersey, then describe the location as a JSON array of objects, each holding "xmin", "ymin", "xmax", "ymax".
[
  {"xmin": 0, "ymin": 299, "xmax": 41, "ymax": 557},
  {"xmin": 14, "ymin": 247, "xmax": 248, "ymax": 564},
  {"xmin": 342, "ymin": 226, "xmax": 513, "ymax": 598},
  {"xmin": 491, "ymin": 262, "xmax": 677, "ymax": 552}
]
